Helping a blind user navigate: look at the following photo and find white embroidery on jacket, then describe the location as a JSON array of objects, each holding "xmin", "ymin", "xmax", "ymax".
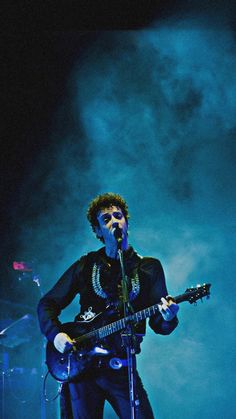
[{"xmin": 91, "ymin": 262, "xmax": 140, "ymax": 301}]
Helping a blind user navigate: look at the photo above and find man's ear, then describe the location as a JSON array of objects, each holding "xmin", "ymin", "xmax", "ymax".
[{"xmin": 95, "ymin": 225, "xmax": 102, "ymax": 238}]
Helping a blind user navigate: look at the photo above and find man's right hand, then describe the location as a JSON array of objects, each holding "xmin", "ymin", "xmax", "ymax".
[{"xmin": 53, "ymin": 332, "xmax": 75, "ymax": 353}]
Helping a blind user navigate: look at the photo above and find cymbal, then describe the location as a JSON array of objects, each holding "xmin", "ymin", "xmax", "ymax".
[{"xmin": 0, "ymin": 314, "xmax": 36, "ymax": 348}]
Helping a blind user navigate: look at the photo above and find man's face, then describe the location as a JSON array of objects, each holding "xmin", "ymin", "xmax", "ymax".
[{"xmin": 95, "ymin": 205, "xmax": 128, "ymax": 246}]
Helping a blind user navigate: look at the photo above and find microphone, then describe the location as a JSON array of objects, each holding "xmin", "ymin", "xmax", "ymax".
[{"xmin": 113, "ymin": 225, "xmax": 123, "ymax": 243}]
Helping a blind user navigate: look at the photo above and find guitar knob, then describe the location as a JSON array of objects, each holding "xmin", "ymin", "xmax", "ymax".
[{"xmin": 77, "ymin": 353, "xmax": 83, "ymax": 359}]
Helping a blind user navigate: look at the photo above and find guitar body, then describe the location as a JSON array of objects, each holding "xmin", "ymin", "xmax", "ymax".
[
  {"xmin": 45, "ymin": 284, "xmax": 211, "ymax": 383},
  {"xmin": 46, "ymin": 312, "xmax": 114, "ymax": 383},
  {"xmin": 46, "ymin": 337, "xmax": 90, "ymax": 383}
]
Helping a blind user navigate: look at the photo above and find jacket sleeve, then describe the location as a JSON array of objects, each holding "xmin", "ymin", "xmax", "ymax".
[
  {"xmin": 144, "ymin": 258, "xmax": 179, "ymax": 335},
  {"xmin": 37, "ymin": 257, "xmax": 86, "ymax": 343}
]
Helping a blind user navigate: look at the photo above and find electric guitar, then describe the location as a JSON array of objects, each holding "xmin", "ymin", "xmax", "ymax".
[{"xmin": 46, "ymin": 283, "xmax": 211, "ymax": 382}]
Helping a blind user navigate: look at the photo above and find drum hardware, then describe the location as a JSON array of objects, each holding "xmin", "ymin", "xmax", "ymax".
[
  {"xmin": 2, "ymin": 366, "xmax": 39, "ymax": 404},
  {"xmin": 0, "ymin": 314, "xmax": 36, "ymax": 348},
  {"xmin": 12, "ymin": 259, "xmax": 58, "ymax": 418},
  {"xmin": 0, "ymin": 259, "xmax": 58, "ymax": 418}
]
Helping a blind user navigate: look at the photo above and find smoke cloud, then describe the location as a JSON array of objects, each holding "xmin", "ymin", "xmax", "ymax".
[{"xmin": 11, "ymin": 20, "xmax": 236, "ymax": 418}]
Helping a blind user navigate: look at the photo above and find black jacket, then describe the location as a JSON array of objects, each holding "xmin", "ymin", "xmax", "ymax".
[{"xmin": 37, "ymin": 246, "xmax": 178, "ymax": 353}]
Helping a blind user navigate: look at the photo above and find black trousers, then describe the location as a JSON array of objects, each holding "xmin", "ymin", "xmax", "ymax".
[{"xmin": 60, "ymin": 368, "xmax": 155, "ymax": 419}]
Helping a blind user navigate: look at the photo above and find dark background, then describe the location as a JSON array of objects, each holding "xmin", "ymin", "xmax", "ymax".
[
  {"xmin": 2, "ymin": 0, "xmax": 236, "ymax": 236},
  {"xmin": 2, "ymin": 0, "xmax": 236, "ymax": 294}
]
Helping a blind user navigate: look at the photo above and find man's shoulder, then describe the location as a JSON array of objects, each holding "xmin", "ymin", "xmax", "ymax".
[
  {"xmin": 138, "ymin": 254, "xmax": 163, "ymax": 271},
  {"xmin": 73, "ymin": 248, "xmax": 104, "ymax": 267}
]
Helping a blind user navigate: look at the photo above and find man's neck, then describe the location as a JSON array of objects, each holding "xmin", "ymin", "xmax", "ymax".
[{"xmin": 105, "ymin": 241, "xmax": 129, "ymax": 259}]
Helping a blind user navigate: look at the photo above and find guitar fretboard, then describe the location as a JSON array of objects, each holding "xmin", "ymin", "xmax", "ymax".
[
  {"xmin": 98, "ymin": 304, "xmax": 160, "ymax": 339},
  {"xmin": 74, "ymin": 286, "xmax": 210, "ymax": 344}
]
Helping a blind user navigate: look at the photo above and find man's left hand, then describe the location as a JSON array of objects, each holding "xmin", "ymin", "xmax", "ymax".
[{"xmin": 158, "ymin": 296, "xmax": 179, "ymax": 321}]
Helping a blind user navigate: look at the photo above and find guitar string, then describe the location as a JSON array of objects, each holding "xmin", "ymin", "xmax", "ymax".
[
  {"xmin": 74, "ymin": 305, "xmax": 158, "ymax": 343},
  {"xmin": 73, "ymin": 286, "xmax": 209, "ymax": 343}
]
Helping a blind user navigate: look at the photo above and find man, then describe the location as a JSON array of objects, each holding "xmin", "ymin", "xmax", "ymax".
[{"xmin": 38, "ymin": 193, "xmax": 179, "ymax": 418}]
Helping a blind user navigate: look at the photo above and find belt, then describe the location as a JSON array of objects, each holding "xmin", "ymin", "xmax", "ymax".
[{"xmin": 95, "ymin": 357, "xmax": 129, "ymax": 370}]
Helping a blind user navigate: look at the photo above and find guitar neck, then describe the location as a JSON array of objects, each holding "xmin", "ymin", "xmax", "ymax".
[
  {"xmin": 75, "ymin": 286, "xmax": 210, "ymax": 344},
  {"xmin": 109, "ymin": 291, "xmax": 186, "ymax": 332},
  {"xmin": 76, "ymin": 295, "xmax": 180, "ymax": 343}
]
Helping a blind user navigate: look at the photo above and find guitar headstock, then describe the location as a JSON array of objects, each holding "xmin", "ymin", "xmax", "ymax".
[{"xmin": 184, "ymin": 283, "xmax": 211, "ymax": 304}]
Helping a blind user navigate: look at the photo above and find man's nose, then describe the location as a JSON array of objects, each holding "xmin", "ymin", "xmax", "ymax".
[{"xmin": 112, "ymin": 221, "xmax": 119, "ymax": 228}]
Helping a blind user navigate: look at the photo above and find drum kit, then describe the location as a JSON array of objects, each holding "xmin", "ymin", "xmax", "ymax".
[{"xmin": 0, "ymin": 262, "xmax": 58, "ymax": 419}]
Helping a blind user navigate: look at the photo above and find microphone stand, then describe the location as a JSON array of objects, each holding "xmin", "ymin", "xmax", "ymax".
[{"xmin": 117, "ymin": 240, "xmax": 139, "ymax": 419}]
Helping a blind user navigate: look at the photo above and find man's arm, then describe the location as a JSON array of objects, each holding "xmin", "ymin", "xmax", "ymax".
[
  {"xmin": 144, "ymin": 258, "xmax": 179, "ymax": 335},
  {"xmin": 37, "ymin": 258, "xmax": 85, "ymax": 346}
]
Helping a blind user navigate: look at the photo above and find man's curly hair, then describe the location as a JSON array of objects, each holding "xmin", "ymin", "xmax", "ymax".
[{"xmin": 87, "ymin": 193, "xmax": 129, "ymax": 237}]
